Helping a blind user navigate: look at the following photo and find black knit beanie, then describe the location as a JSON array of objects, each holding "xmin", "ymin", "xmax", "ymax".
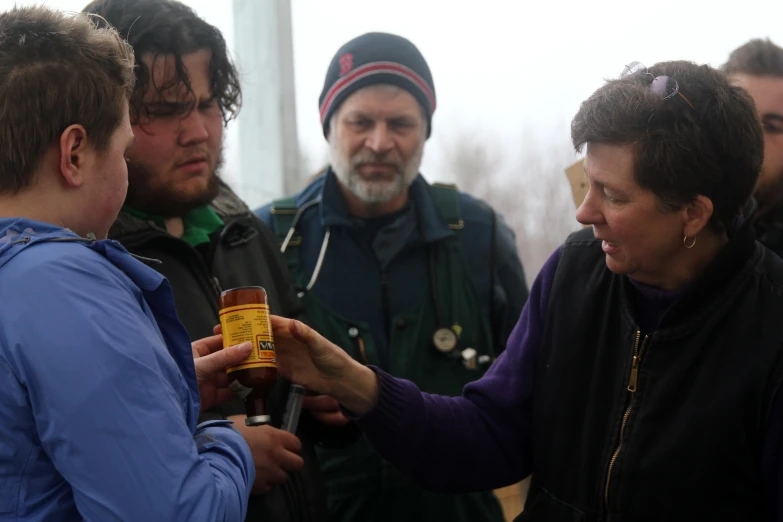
[{"xmin": 318, "ymin": 32, "xmax": 436, "ymax": 138}]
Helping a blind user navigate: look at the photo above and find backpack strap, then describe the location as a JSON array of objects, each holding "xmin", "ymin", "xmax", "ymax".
[
  {"xmin": 431, "ymin": 182, "xmax": 498, "ymax": 345},
  {"xmin": 430, "ymin": 182, "xmax": 464, "ymax": 230}
]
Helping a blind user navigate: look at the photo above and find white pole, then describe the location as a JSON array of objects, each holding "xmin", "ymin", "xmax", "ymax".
[{"xmin": 232, "ymin": 0, "xmax": 301, "ymax": 209}]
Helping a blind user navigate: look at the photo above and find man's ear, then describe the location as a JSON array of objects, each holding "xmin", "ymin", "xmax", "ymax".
[
  {"xmin": 682, "ymin": 195, "xmax": 715, "ymax": 238},
  {"xmin": 59, "ymin": 124, "xmax": 89, "ymax": 188}
]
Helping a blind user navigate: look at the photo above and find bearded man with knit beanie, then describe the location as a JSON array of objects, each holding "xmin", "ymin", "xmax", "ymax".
[{"xmin": 256, "ymin": 32, "xmax": 529, "ymax": 522}]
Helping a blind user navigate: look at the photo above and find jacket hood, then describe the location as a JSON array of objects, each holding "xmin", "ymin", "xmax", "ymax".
[{"xmin": 0, "ymin": 218, "xmax": 87, "ymax": 270}]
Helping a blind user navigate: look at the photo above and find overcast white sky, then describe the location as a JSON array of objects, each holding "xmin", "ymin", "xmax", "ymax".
[
  {"xmin": 289, "ymin": 0, "xmax": 783, "ymax": 179},
  {"xmin": 3, "ymin": 0, "xmax": 783, "ymax": 193}
]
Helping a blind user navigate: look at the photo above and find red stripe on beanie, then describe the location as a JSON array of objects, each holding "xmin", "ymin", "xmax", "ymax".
[{"xmin": 319, "ymin": 61, "xmax": 436, "ymax": 123}]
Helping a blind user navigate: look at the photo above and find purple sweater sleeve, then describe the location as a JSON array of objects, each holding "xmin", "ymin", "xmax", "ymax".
[
  {"xmin": 354, "ymin": 245, "xmax": 782, "ymax": 510},
  {"xmin": 353, "ymin": 248, "xmax": 562, "ymax": 494}
]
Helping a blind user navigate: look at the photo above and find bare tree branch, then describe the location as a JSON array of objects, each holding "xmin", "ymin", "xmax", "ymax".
[{"xmin": 442, "ymin": 129, "xmax": 581, "ymax": 284}]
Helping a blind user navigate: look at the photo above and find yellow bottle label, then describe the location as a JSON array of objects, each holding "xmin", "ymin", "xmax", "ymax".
[{"xmin": 219, "ymin": 303, "xmax": 277, "ymax": 373}]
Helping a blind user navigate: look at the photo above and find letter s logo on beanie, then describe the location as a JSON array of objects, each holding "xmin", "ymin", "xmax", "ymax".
[{"xmin": 339, "ymin": 53, "xmax": 353, "ymax": 76}]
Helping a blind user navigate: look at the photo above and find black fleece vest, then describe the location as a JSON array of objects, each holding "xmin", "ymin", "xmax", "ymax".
[{"xmin": 519, "ymin": 227, "xmax": 783, "ymax": 522}]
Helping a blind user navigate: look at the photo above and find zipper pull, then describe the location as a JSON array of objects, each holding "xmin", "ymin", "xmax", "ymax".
[
  {"xmin": 627, "ymin": 355, "xmax": 640, "ymax": 392},
  {"xmin": 212, "ymin": 276, "xmax": 222, "ymax": 295}
]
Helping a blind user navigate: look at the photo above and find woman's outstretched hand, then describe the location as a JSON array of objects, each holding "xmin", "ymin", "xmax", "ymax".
[{"xmin": 269, "ymin": 316, "xmax": 380, "ymax": 416}]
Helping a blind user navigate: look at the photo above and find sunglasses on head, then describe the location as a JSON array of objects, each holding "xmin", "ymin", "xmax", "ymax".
[{"xmin": 621, "ymin": 61, "xmax": 694, "ymax": 109}]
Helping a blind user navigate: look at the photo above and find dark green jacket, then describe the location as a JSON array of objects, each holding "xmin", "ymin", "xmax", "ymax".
[{"xmin": 256, "ymin": 170, "xmax": 529, "ymax": 522}]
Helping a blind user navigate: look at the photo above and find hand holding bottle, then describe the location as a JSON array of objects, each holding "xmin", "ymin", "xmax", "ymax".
[{"xmin": 191, "ymin": 335, "xmax": 253, "ymax": 412}]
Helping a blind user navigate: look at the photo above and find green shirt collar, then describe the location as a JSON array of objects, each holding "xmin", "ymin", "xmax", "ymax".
[{"xmin": 123, "ymin": 205, "xmax": 224, "ymax": 247}]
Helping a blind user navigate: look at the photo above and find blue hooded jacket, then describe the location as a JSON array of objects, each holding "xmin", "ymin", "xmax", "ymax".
[{"xmin": 0, "ymin": 219, "xmax": 254, "ymax": 521}]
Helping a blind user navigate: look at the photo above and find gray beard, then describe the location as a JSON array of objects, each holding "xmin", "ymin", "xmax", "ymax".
[{"xmin": 329, "ymin": 141, "xmax": 423, "ymax": 204}]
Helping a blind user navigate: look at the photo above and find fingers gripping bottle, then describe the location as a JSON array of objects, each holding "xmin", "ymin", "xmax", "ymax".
[{"xmin": 218, "ymin": 286, "xmax": 278, "ymax": 427}]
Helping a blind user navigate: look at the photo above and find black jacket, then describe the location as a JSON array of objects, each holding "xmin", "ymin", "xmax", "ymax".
[
  {"xmin": 754, "ymin": 201, "xmax": 783, "ymax": 260},
  {"xmin": 522, "ymin": 225, "xmax": 783, "ymax": 522},
  {"xmin": 109, "ymin": 183, "xmax": 342, "ymax": 522}
]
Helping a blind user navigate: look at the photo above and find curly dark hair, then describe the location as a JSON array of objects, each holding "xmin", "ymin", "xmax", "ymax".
[
  {"xmin": 571, "ymin": 60, "xmax": 763, "ymax": 232},
  {"xmin": 724, "ymin": 38, "xmax": 783, "ymax": 77},
  {"xmin": 83, "ymin": 0, "xmax": 241, "ymax": 125}
]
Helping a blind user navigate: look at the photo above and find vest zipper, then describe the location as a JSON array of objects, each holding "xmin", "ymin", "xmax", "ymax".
[{"xmin": 604, "ymin": 330, "xmax": 650, "ymax": 513}]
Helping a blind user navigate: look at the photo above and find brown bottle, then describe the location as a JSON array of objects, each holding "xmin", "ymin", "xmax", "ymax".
[{"xmin": 218, "ymin": 286, "xmax": 278, "ymax": 427}]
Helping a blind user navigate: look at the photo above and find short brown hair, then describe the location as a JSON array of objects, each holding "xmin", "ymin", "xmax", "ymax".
[
  {"xmin": 571, "ymin": 60, "xmax": 763, "ymax": 232},
  {"xmin": 724, "ymin": 38, "xmax": 783, "ymax": 77},
  {"xmin": 0, "ymin": 6, "xmax": 135, "ymax": 194}
]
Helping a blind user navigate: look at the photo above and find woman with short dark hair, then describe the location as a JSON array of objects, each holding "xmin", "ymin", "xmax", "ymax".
[{"xmin": 270, "ymin": 60, "xmax": 783, "ymax": 522}]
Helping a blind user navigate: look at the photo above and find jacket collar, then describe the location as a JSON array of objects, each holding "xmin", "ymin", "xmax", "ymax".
[
  {"xmin": 0, "ymin": 217, "xmax": 166, "ymax": 292},
  {"xmin": 621, "ymin": 220, "xmax": 760, "ymax": 338},
  {"xmin": 110, "ymin": 179, "xmax": 250, "ymax": 238},
  {"xmin": 317, "ymin": 168, "xmax": 454, "ymax": 244}
]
